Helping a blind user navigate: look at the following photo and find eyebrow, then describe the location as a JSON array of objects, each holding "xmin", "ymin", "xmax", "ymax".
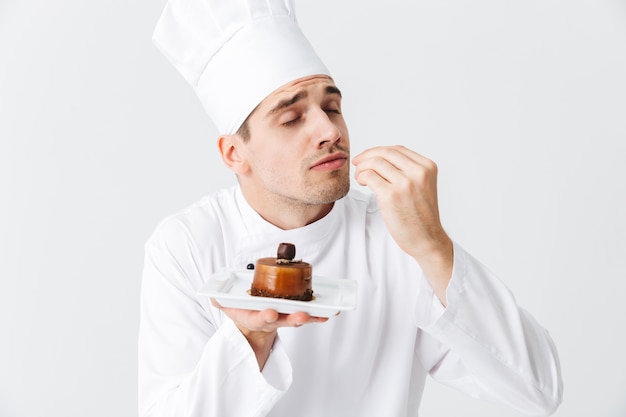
[
  {"xmin": 325, "ymin": 85, "xmax": 342, "ymax": 98},
  {"xmin": 266, "ymin": 85, "xmax": 343, "ymax": 117},
  {"xmin": 267, "ymin": 91, "xmax": 307, "ymax": 116}
]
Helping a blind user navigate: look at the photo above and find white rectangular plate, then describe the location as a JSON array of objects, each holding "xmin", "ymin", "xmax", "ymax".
[{"xmin": 198, "ymin": 269, "xmax": 357, "ymax": 318}]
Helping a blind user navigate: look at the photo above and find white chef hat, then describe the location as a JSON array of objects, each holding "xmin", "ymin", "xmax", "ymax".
[{"xmin": 153, "ymin": 0, "xmax": 331, "ymax": 134}]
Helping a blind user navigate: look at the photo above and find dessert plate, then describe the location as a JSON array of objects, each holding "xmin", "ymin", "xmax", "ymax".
[{"xmin": 198, "ymin": 269, "xmax": 357, "ymax": 318}]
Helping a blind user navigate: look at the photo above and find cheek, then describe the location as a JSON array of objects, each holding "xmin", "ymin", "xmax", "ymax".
[
  {"xmin": 253, "ymin": 137, "xmax": 301, "ymax": 164},
  {"xmin": 260, "ymin": 152, "xmax": 306, "ymax": 185},
  {"xmin": 248, "ymin": 147, "xmax": 292, "ymax": 178},
  {"xmin": 246, "ymin": 131, "xmax": 308, "ymax": 175}
]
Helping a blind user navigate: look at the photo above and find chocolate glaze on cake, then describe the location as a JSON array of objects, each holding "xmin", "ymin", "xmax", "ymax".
[{"xmin": 251, "ymin": 243, "xmax": 313, "ymax": 301}]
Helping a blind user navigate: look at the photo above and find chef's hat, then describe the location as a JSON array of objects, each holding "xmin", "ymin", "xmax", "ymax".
[{"xmin": 153, "ymin": 0, "xmax": 330, "ymax": 134}]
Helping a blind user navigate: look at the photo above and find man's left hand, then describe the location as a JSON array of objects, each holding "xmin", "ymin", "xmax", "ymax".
[{"xmin": 352, "ymin": 145, "xmax": 453, "ymax": 305}]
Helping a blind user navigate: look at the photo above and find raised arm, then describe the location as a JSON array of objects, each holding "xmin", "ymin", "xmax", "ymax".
[{"xmin": 352, "ymin": 145, "xmax": 453, "ymax": 305}]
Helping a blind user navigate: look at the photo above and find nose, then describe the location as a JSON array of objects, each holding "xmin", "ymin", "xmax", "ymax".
[{"xmin": 313, "ymin": 109, "xmax": 341, "ymax": 149}]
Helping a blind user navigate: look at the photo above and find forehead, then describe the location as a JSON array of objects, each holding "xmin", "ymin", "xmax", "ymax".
[{"xmin": 261, "ymin": 75, "xmax": 338, "ymax": 107}]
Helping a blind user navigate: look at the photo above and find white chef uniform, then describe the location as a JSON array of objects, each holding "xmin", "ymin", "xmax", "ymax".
[
  {"xmin": 144, "ymin": 0, "xmax": 563, "ymax": 415},
  {"xmin": 138, "ymin": 186, "xmax": 562, "ymax": 417}
]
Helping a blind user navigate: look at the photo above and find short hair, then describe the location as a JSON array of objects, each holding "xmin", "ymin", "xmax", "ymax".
[
  {"xmin": 235, "ymin": 100, "xmax": 261, "ymax": 142},
  {"xmin": 236, "ymin": 116, "xmax": 251, "ymax": 142}
]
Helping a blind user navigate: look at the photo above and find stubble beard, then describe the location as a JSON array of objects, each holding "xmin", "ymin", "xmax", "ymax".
[
  {"xmin": 255, "ymin": 145, "xmax": 351, "ymax": 208},
  {"xmin": 298, "ymin": 145, "xmax": 351, "ymax": 205},
  {"xmin": 308, "ymin": 167, "xmax": 350, "ymax": 204}
]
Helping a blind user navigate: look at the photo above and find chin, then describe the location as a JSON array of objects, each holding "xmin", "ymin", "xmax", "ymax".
[{"xmin": 313, "ymin": 178, "xmax": 350, "ymax": 205}]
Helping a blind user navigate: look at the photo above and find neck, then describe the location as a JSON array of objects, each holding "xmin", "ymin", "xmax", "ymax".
[{"xmin": 239, "ymin": 186, "xmax": 334, "ymax": 230}]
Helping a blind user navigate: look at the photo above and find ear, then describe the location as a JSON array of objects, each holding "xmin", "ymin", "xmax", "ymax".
[{"xmin": 218, "ymin": 134, "xmax": 249, "ymax": 175}]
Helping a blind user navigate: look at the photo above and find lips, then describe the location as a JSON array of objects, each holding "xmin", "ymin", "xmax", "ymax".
[{"xmin": 310, "ymin": 153, "xmax": 349, "ymax": 171}]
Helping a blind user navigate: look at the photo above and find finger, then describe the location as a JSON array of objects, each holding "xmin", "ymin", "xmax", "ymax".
[
  {"xmin": 356, "ymin": 151, "xmax": 438, "ymax": 197},
  {"xmin": 285, "ymin": 311, "xmax": 312, "ymax": 327},
  {"xmin": 354, "ymin": 145, "xmax": 434, "ymax": 173},
  {"xmin": 217, "ymin": 304, "xmax": 329, "ymax": 331},
  {"xmin": 217, "ymin": 306, "xmax": 276, "ymax": 332},
  {"xmin": 354, "ymin": 168, "xmax": 391, "ymax": 195},
  {"xmin": 354, "ymin": 155, "xmax": 406, "ymax": 186},
  {"xmin": 259, "ymin": 309, "xmax": 279, "ymax": 324},
  {"xmin": 351, "ymin": 145, "xmax": 406, "ymax": 165},
  {"xmin": 389, "ymin": 145, "xmax": 433, "ymax": 167},
  {"xmin": 352, "ymin": 145, "xmax": 420, "ymax": 164},
  {"xmin": 277, "ymin": 312, "xmax": 328, "ymax": 327}
]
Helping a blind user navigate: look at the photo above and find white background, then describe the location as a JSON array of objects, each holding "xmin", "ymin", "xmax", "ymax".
[{"xmin": 1, "ymin": 0, "xmax": 625, "ymax": 416}]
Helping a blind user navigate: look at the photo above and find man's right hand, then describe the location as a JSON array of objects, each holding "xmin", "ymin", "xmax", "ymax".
[{"xmin": 211, "ymin": 299, "xmax": 328, "ymax": 370}]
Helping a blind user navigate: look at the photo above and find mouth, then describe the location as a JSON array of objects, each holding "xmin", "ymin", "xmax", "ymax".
[{"xmin": 310, "ymin": 153, "xmax": 349, "ymax": 171}]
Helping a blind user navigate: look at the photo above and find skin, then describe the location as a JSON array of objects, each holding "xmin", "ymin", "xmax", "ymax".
[{"xmin": 215, "ymin": 75, "xmax": 453, "ymax": 370}]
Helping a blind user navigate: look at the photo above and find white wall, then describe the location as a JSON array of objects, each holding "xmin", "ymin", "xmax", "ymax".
[{"xmin": 1, "ymin": 1, "xmax": 625, "ymax": 416}]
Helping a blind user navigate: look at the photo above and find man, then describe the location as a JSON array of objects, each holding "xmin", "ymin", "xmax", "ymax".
[{"xmin": 139, "ymin": 1, "xmax": 563, "ymax": 416}]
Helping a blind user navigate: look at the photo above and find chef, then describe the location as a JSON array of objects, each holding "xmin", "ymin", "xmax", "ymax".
[{"xmin": 138, "ymin": 0, "xmax": 563, "ymax": 416}]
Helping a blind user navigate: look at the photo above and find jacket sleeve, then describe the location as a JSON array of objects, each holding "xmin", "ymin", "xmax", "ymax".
[
  {"xmin": 414, "ymin": 242, "xmax": 563, "ymax": 416},
  {"xmin": 138, "ymin": 219, "xmax": 292, "ymax": 417}
]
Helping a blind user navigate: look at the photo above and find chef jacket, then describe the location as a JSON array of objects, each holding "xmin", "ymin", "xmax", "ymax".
[{"xmin": 138, "ymin": 185, "xmax": 562, "ymax": 417}]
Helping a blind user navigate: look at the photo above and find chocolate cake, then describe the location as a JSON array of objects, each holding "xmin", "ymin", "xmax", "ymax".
[{"xmin": 250, "ymin": 243, "xmax": 313, "ymax": 301}]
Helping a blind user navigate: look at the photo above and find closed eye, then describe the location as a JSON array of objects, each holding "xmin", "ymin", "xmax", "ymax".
[{"xmin": 282, "ymin": 116, "xmax": 301, "ymax": 127}]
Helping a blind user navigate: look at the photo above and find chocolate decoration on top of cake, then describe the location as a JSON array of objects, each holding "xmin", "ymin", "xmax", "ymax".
[
  {"xmin": 277, "ymin": 242, "xmax": 296, "ymax": 261},
  {"xmin": 250, "ymin": 243, "xmax": 313, "ymax": 301}
]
